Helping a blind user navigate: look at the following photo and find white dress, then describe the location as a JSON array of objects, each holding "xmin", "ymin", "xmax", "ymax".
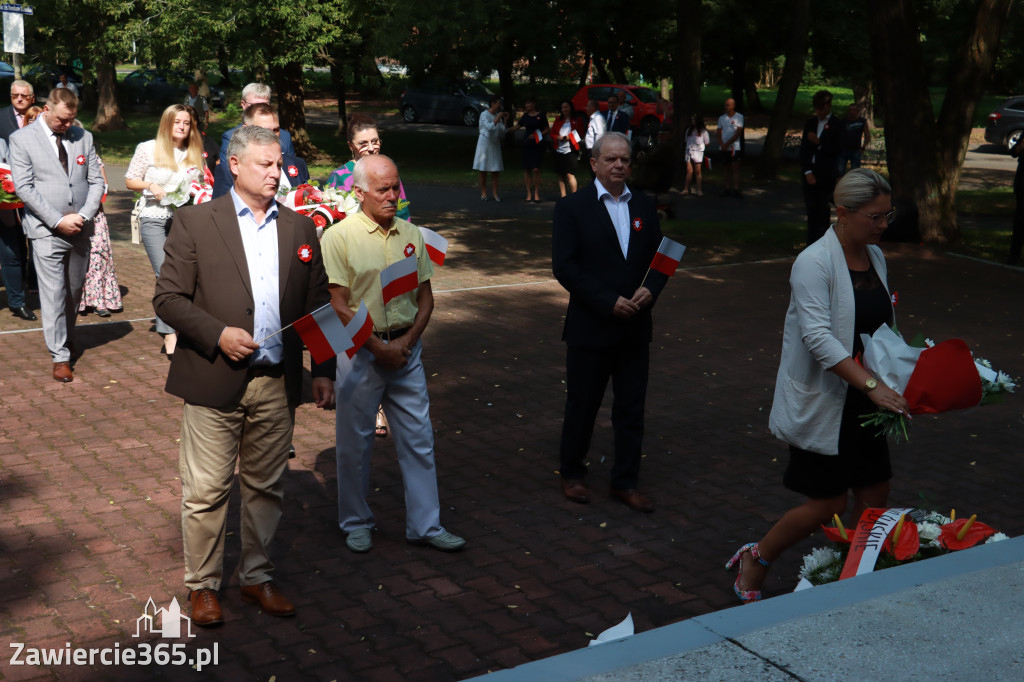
[{"xmin": 472, "ymin": 110, "xmax": 505, "ymax": 172}]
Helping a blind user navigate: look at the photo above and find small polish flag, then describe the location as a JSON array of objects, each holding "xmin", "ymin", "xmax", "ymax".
[
  {"xmin": 650, "ymin": 237, "xmax": 686, "ymax": 276},
  {"xmin": 569, "ymin": 130, "xmax": 581, "ymax": 151},
  {"xmin": 419, "ymin": 226, "xmax": 449, "ymax": 266},
  {"xmin": 293, "ymin": 303, "xmax": 349, "ymax": 364},
  {"xmin": 531, "ymin": 130, "xmax": 544, "ymax": 144},
  {"xmin": 380, "ymin": 256, "xmax": 419, "ymax": 304},
  {"xmin": 343, "ymin": 300, "xmax": 374, "ymax": 359}
]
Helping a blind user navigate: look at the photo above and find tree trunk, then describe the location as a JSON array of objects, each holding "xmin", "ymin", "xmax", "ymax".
[
  {"xmin": 578, "ymin": 52, "xmax": 592, "ymax": 89},
  {"xmin": 673, "ymin": 0, "xmax": 702, "ymax": 187},
  {"xmin": 756, "ymin": 0, "xmax": 810, "ymax": 177},
  {"xmin": 92, "ymin": 58, "xmax": 127, "ymax": 131},
  {"xmin": 217, "ymin": 45, "xmax": 233, "ymax": 87},
  {"xmin": 730, "ymin": 50, "xmax": 747, "ymax": 110},
  {"xmin": 331, "ymin": 58, "xmax": 347, "ymax": 137},
  {"xmin": 744, "ymin": 79, "xmax": 762, "ymax": 113},
  {"xmin": 853, "ymin": 81, "xmax": 873, "ymax": 125},
  {"xmin": 272, "ymin": 61, "xmax": 320, "ymax": 160},
  {"xmin": 497, "ymin": 63, "xmax": 515, "ymax": 114},
  {"xmin": 595, "ymin": 58, "xmax": 611, "ymax": 83}
]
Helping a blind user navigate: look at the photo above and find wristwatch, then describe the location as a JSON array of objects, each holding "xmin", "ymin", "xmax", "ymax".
[{"xmin": 864, "ymin": 378, "xmax": 878, "ymax": 392}]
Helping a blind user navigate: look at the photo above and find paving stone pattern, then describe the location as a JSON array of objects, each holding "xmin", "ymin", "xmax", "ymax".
[{"xmin": 1, "ymin": 188, "xmax": 1022, "ymax": 681}]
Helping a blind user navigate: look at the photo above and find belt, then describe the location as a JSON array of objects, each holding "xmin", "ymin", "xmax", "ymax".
[
  {"xmin": 247, "ymin": 364, "xmax": 284, "ymax": 378},
  {"xmin": 373, "ymin": 327, "xmax": 411, "ymax": 340}
]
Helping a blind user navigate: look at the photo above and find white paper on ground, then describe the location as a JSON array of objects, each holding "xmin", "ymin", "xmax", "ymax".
[{"xmin": 588, "ymin": 612, "xmax": 634, "ymax": 647}]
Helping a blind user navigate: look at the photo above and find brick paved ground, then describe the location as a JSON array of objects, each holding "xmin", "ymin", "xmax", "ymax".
[{"xmin": 1, "ymin": 186, "xmax": 1022, "ymax": 681}]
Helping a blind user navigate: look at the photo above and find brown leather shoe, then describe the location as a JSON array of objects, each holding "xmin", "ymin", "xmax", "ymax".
[
  {"xmin": 610, "ymin": 488, "xmax": 654, "ymax": 513},
  {"xmin": 561, "ymin": 478, "xmax": 591, "ymax": 504},
  {"xmin": 240, "ymin": 581, "xmax": 295, "ymax": 617},
  {"xmin": 52, "ymin": 362, "xmax": 73, "ymax": 383},
  {"xmin": 188, "ymin": 588, "xmax": 223, "ymax": 627}
]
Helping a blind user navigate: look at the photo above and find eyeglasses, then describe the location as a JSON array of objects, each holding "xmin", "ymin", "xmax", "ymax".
[
  {"xmin": 846, "ymin": 207, "xmax": 897, "ymax": 225},
  {"xmin": 11, "ymin": 93, "xmax": 32, "ymax": 100}
]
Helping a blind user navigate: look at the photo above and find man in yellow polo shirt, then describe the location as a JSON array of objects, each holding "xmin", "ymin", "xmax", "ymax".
[{"xmin": 321, "ymin": 154, "xmax": 465, "ymax": 554}]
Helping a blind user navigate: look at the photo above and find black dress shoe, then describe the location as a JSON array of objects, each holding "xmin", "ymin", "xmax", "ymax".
[{"xmin": 10, "ymin": 306, "xmax": 37, "ymax": 321}]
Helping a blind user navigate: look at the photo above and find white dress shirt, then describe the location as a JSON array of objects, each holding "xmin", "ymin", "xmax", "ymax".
[
  {"xmin": 585, "ymin": 111, "xmax": 607, "ymax": 150},
  {"xmin": 230, "ymin": 188, "xmax": 283, "ymax": 366},
  {"xmin": 594, "ymin": 178, "xmax": 632, "ymax": 258}
]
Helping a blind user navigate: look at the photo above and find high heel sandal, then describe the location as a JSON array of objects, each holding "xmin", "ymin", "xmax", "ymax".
[{"xmin": 725, "ymin": 542, "xmax": 770, "ymax": 604}]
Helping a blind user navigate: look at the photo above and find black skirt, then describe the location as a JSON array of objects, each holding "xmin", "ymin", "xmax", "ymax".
[
  {"xmin": 554, "ymin": 150, "xmax": 578, "ymax": 176},
  {"xmin": 783, "ymin": 386, "xmax": 892, "ymax": 499}
]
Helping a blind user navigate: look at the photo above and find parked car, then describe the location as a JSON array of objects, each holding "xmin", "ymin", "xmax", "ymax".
[
  {"xmin": 122, "ymin": 69, "xmax": 226, "ymax": 111},
  {"xmin": 984, "ymin": 96, "xmax": 1024, "ymax": 150},
  {"xmin": 570, "ymin": 84, "xmax": 665, "ymax": 136},
  {"xmin": 0, "ymin": 62, "xmax": 14, "ymax": 79},
  {"xmin": 23, "ymin": 64, "xmax": 84, "ymax": 103},
  {"xmin": 399, "ymin": 78, "xmax": 494, "ymax": 127}
]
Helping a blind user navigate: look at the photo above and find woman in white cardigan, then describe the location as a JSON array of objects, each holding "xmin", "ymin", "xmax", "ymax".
[{"xmin": 726, "ymin": 169, "xmax": 910, "ymax": 603}]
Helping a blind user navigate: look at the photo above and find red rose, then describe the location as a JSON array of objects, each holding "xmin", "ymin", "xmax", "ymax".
[{"xmin": 1, "ymin": 177, "xmax": 14, "ymax": 193}]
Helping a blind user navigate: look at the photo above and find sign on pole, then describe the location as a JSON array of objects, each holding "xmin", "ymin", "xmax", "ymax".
[{"xmin": 3, "ymin": 12, "xmax": 24, "ymax": 55}]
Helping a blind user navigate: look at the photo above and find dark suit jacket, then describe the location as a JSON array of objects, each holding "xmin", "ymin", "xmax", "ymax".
[
  {"xmin": 605, "ymin": 109, "xmax": 630, "ymax": 134},
  {"xmin": 800, "ymin": 114, "xmax": 844, "ymax": 179},
  {"xmin": 218, "ymin": 124, "xmax": 295, "ymax": 171},
  {"xmin": 154, "ymin": 194, "xmax": 335, "ymax": 409},
  {"xmin": 0, "ymin": 106, "xmax": 20, "ymax": 143},
  {"xmin": 552, "ymin": 183, "xmax": 667, "ymax": 348},
  {"xmin": 212, "ymin": 152, "xmax": 307, "ymax": 198}
]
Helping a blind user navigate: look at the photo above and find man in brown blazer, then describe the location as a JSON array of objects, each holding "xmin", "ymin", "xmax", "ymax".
[{"xmin": 154, "ymin": 125, "xmax": 335, "ymax": 626}]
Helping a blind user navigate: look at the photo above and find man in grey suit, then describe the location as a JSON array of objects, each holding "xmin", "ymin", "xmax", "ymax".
[{"xmin": 10, "ymin": 88, "xmax": 104, "ymax": 382}]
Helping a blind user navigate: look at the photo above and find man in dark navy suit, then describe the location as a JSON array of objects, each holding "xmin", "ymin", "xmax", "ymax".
[
  {"xmin": 800, "ymin": 89, "xmax": 844, "ymax": 244},
  {"xmin": 214, "ymin": 83, "xmax": 296, "ymax": 199},
  {"xmin": 552, "ymin": 132, "xmax": 667, "ymax": 513},
  {"xmin": 604, "ymin": 94, "xmax": 630, "ymax": 134},
  {"xmin": 214, "ymin": 104, "xmax": 307, "ymax": 196}
]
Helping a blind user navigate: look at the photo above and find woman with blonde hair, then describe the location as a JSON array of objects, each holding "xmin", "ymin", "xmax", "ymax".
[{"xmin": 125, "ymin": 104, "xmax": 205, "ymax": 357}]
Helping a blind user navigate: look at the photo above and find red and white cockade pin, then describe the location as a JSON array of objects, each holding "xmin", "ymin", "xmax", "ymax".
[
  {"xmin": 404, "ymin": 243, "xmax": 416, "ymax": 257},
  {"xmin": 287, "ymin": 165, "xmax": 298, "ymax": 177},
  {"xmin": 632, "ymin": 217, "xmax": 643, "ymax": 231},
  {"xmin": 891, "ymin": 291, "xmax": 899, "ymax": 306},
  {"xmin": 75, "ymin": 155, "xmax": 85, "ymax": 166},
  {"xmin": 297, "ymin": 244, "xmax": 313, "ymax": 262},
  {"xmin": 202, "ymin": 151, "xmax": 208, "ymax": 158}
]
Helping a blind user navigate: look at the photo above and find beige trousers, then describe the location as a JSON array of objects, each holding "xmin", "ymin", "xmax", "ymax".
[{"xmin": 179, "ymin": 372, "xmax": 294, "ymax": 591}]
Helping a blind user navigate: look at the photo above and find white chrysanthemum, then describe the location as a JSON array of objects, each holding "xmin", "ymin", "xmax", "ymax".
[
  {"xmin": 918, "ymin": 522, "xmax": 942, "ymax": 547},
  {"xmin": 798, "ymin": 547, "xmax": 843, "ymax": 581},
  {"xmin": 985, "ymin": 532, "xmax": 1009, "ymax": 544},
  {"xmin": 995, "ymin": 372, "xmax": 1016, "ymax": 393},
  {"xmin": 922, "ymin": 511, "xmax": 952, "ymax": 525},
  {"xmin": 925, "ymin": 338, "xmax": 936, "ymax": 348}
]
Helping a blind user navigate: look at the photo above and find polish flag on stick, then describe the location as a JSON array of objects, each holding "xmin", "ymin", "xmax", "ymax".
[
  {"xmin": 569, "ymin": 130, "xmax": 581, "ymax": 151},
  {"xmin": 292, "ymin": 303, "xmax": 350, "ymax": 364},
  {"xmin": 343, "ymin": 300, "xmax": 374, "ymax": 359},
  {"xmin": 650, "ymin": 237, "xmax": 687, "ymax": 276},
  {"xmin": 380, "ymin": 256, "xmax": 419, "ymax": 304},
  {"xmin": 531, "ymin": 130, "xmax": 544, "ymax": 144},
  {"xmin": 419, "ymin": 226, "xmax": 449, "ymax": 266}
]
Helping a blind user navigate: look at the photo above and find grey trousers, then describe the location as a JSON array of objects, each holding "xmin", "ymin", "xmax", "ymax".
[
  {"xmin": 31, "ymin": 230, "xmax": 91, "ymax": 362},
  {"xmin": 140, "ymin": 214, "xmax": 174, "ymax": 335}
]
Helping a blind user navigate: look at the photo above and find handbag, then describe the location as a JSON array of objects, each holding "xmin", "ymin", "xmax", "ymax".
[{"xmin": 130, "ymin": 195, "xmax": 144, "ymax": 244}]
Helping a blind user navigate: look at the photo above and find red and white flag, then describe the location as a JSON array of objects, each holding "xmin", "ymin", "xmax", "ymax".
[
  {"xmin": 343, "ymin": 300, "xmax": 374, "ymax": 359},
  {"xmin": 569, "ymin": 130, "xmax": 581, "ymax": 151},
  {"xmin": 419, "ymin": 226, "xmax": 449, "ymax": 266},
  {"xmin": 293, "ymin": 303, "xmax": 349, "ymax": 364},
  {"xmin": 380, "ymin": 256, "xmax": 419, "ymax": 304},
  {"xmin": 650, "ymin": 237, "xmax": 686, "ymax": 276},
  {"xmin": 531, "ymin": 129, "xmax": 544, "ymax": 144}
]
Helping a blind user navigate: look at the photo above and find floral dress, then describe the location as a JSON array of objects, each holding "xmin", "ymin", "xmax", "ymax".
[
  {"xmin": 79, "ymin": 160, "xmax": 122, "ymax": 313},
  {"xmin": 325, "ymin": 159, "xmax": 412, "ymax": 222}
]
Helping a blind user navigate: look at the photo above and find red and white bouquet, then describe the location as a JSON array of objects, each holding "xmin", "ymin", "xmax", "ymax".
[
  {"xmin": 858, "ymin": 324, "xmax": 1015, "ymax": 442},
  {"xmin": 0, "ymin": 162, "xmax": 24, "ymax": 209},
  {"xmin": 161, "ymin": 166, "xmax": 213, "ymax": 207},
  {"xmin": 279, "ymin": 182, "xmax": 358, "ymax": 239},
  {"xmin": 798, "ymin": 507, "xmax": 1008, "ymax": 587}
]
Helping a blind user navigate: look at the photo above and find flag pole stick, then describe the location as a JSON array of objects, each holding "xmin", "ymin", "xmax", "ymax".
[
  {"xmin": 254, "ymin": 323, "xmax": 293, "ymax": 346},
  {"xmin": 639, "ymin": 266, "xmax": 652, "ymax": 291}
]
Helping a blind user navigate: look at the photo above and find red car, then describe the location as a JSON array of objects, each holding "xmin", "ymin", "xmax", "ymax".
[{"xmin": 571, "ymin": 84, "xmax": 665, "ymax": 135}]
